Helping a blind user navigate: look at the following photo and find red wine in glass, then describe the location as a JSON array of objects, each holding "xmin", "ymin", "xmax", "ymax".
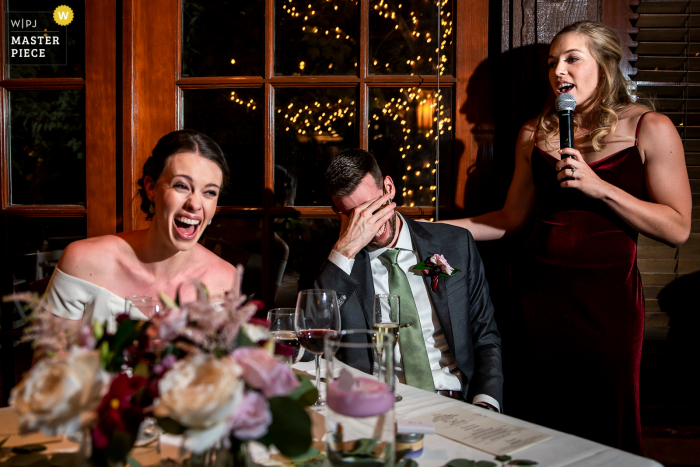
[
  {"xmin": 297, "ymin": 329, "xmax": 338, "ymax": 354},
  {"xmin": 294, "ymin": 289, "xmax": 341, "ymax": 407}
]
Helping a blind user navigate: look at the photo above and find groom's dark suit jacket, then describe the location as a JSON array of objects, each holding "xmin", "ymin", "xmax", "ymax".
[{"xmin": 315, "ymin": 218, "xmax": 504, "ymax": 407}]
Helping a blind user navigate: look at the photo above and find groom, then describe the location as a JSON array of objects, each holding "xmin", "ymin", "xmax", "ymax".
[{"xmin": 315, "ymin": 149, "xmax": 503, "ymax": 411}]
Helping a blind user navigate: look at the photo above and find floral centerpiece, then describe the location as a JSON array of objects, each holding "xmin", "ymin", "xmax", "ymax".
[{"xmin": 6, "ymin": 269, "xmax": 316, "ymax": 467}]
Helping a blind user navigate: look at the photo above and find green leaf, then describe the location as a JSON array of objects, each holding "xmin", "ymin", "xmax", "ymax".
[
  {"xmin": 412, "ymin": 262, "xmax": 430, "ymax": 270},
  {"xmin": 475, "ymin": 462, "xmax": 497, "ymax": 467},
  {"xmin": 395, "ymin": 459, "xmax": 420, "ymax": 467},
  {"xmin": 288, "ymin": 446, "xmax": 321, "ymax": 462},
  {"xmin": 267, "ymin": 397, "xmax": 312, "ymax": 457},
  {"xmin": 445, "ymin": 460, "xmax": 477, "ymax": 467},
  {"xmin": 236, "ymin": 330, "xmax": 257, "ymax": 348},
  {"xmin": 158, "ymin": 292, "xmax": 178, "ymax": 309},
  {"xmin": 287, "ymin": 375, "xmax": 319, "ymax": 407},
  {"xmin": 395, "ymin": 449, "xmax": 412, "ymax": 462},
  {"xmin": 346, "ymin": 438, "xmax": 378, "ymax": 456},
  {"xmin": 508, "ymin": 461, "xmax": 538, "ymax": 466},
  {"xmin": 126, "ymin": 455, "xmax": 143, "ymax": 467},
  {"xmin": 156, "ymin": 416, "xmax": 188, "ymax": 435},
  {"xmin": 494, "ymin": 456, "xmax": 512, "ymax": 462}
]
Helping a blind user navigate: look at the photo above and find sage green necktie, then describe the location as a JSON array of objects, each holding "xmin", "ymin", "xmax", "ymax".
[{"xmin": 379, "ymin": 249, "xmax": 435, "ymax": 392}]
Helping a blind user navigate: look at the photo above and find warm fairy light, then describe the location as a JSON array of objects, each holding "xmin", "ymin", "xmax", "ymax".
[
  {"xmin": 230, "ymin": 59, "xmax": 236, "ymax": 64},
  {"xmin": 299, "ymin": 61, "xmax": 305, "ymax": 70}
]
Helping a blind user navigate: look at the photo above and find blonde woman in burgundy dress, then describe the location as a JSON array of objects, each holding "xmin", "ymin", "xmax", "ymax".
[{"xmin": 439, "ymin": 21, "xmax": 691, "ymax": 453}]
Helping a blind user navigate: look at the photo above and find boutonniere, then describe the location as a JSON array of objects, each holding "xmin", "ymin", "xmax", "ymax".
[{"xmin": 412, "ymin": 254, "xmax": 460, "ymax": 292}]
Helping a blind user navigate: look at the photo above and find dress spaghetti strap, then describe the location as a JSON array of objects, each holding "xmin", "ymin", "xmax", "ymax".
[{"xmin": 635, "ymin": 112, "xmax": 653, "ymax": 145}]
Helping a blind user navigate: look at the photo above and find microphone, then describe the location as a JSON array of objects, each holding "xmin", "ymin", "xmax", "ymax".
[{"xmin": 555, "ymin": 93, "xmax": 576, "ymax": 156}]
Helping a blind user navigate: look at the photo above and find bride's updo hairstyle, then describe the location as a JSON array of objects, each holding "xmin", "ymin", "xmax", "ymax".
[
  {"xmin": 538, "ymin": 20, "xmax": 652, "ymax": 152},
  {"xmin": 137, "ymin": 130, "xmax": 230, "ymax": 220}
]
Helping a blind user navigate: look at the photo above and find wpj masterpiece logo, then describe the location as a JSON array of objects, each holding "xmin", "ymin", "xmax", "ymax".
[{"xmin": 6, "ymin": 5, "xmax": 73, "ymax": 66}]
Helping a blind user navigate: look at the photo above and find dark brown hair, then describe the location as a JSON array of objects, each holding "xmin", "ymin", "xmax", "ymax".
[
  {"xmin": 324, "ymin": 149, "xmax": 383, "ymax": 197},
  {"xmin": 137, "ymin": 130, "xmax": 230, "ymax": 219}
]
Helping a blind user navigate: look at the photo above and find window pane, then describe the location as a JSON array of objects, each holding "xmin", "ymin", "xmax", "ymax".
[
  {"xmin": 275, "ymin": 0, "xmax": 358, "ymax": 76},
  {"xmin": 9, "ymin": 90, "xmax": 86, "ymax": 205},
  {"xmin": 182, "ymin": 0, "xmax": 264, "ymax": 77},
  {"xmin": 368, "ymin": 86, "xmax": 452, "ymax": 207},
  {"xmin": 199, "ymin": 217, "xmax": 263, "ymax": 300},
  {"xmin": 6, "ymin": 0, "xmax": 85, "ymax": 78},
  {"xmin": 182, "ymin": 88, "xmax": 264, "ymax": 206},
  {"xmin": 274, "ymin": 87, "xmax": 358, "ymax": 206},
  {"xmin": 273, "ymin": 218, "xmax": 340, "ymax": 307},
  {"xmin": 369, "ymin": 0, "xmax": 453, "ymax": 76}
]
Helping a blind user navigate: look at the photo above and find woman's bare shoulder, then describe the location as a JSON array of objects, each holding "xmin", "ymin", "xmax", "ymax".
[
  {"xmin": 192, "ymin": 244, "xmax": 238, "ymax": 294},
  {"xmin": 58, "ymin": 234, "xmax": 131, "ymax": 281}
]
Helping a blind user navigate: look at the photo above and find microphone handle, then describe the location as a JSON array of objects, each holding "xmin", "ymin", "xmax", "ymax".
[
  {"xmin": 559, "ymin": 109, "xmax": 575, "ymax": 156},
  {"xmin": 558, "ymin": 109, "xmax": 575, "ymax": 181}
]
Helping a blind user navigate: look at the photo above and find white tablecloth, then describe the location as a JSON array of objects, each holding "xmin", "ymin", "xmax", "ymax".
[{"xmin": 294, "ymin": 361, "xmax": 661, "ymax": 467}]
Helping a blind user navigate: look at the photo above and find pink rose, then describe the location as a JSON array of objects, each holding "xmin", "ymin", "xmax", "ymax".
[
  {"xmin": 429, "ymin": 254, "xmax": 454, "ymax": 275},
  {"xmin": 228, "ymin": 390, "xmax": 272, "ymax": 440},
  {"xmin": 231, "ymin": 347, "xmax": 300, "ymax": 397}
]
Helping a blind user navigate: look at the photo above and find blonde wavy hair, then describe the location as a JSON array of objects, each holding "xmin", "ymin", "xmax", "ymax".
[{"xmin": 537, "ymin": 21, "xmax": 652, "ymax": 152}]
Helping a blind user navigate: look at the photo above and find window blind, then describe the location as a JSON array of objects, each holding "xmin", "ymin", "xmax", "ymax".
[{"xmin": 630, "ymin": 0, "xmax": 700, "ymax": 338}]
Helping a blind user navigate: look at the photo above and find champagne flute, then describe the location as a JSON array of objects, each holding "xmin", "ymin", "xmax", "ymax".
[
  {"xmin": 295, "ymin": 289, "xmax": 341, "ymax": 406},
  {"xmin": 268, "ymin": 308, "xmax": 305, "ymax": 364},
  {"xmin": 373, "ymin": 294, "xmax": 403, "ymax": 402}
]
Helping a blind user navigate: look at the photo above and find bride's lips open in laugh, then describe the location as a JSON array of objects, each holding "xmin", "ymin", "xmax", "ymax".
[{"xmin": 173, "ymin": 215, "xmax": 202, "ymax": 240}]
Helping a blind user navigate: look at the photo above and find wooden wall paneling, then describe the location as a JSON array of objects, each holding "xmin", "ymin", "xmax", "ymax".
[
  {"xmin": 85, "ymin": 0, "xmax": 118, "ymax": 237},
  {"xmin": 130, "ymin": 0, "xmax": 179, "ymax": 231},
  {"xmin": 601, "ymin": 0, "xmax": 635, "ymax": 77},
  {"xmin": 0, "ymin": 87, "xmax": 7, "ymax": 210},
  {"xmin": 453, "ymin": 0, "xmax": 490, "ymax": 214},
  {"xmin": 262, "ymin": 0, "xmax": 275, "ymax": 305},
  {"xmin": 122, "ymin": 0, "xmax": 135, "ymax": 232}
]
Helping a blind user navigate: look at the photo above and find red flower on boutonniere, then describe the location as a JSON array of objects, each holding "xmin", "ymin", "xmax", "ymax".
[{"xmin": 412, "ymin": 254, "xmax": 461, "ymax": 292}]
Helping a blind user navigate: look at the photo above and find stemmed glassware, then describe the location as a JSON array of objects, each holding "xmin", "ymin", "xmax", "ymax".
[
  {"xmin": 125, "ymin": 295, "xmax": 161, "ymax": 319},
  {"xmin": 268, "ymin": 308, "xmax": 305, "ymax": 365},
  {"xmin": 373, "ymin": 294, "xmax": 403, "ymax": 402},
  {"xmin": 294, "ymin": 289, "xmax": 341, "ymax": 406}
]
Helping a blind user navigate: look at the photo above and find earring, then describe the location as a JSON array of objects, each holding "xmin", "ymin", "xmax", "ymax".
[
  {"xmin": 208, "ymin": 219, "xmax": 212, "ymax": 226},
  {"xmin": 148, "ymin": 203, "xmax": 155, "ymax": 215}
]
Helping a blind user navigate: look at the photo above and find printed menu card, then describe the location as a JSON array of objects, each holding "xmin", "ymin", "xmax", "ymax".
[{"xmin": 415, "ymin": 407, "xmax": 551, "ymax": 455}]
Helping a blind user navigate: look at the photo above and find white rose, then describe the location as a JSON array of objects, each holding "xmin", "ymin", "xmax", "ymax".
[
  {"xmin": 154, "ymin": 354, "xmax": 244, "ymax": 453},
  {"xmin": 10, "ymin": 348, "xmax": 110, "ymax": 436},
  {"xmin": 243, "ymin": 323, "xmax": 271, "ymax": 342}
]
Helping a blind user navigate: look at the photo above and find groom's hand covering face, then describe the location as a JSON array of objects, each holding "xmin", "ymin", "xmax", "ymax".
[{"xmin": 331, "ymin": 174, "xmax": 398, "ymax": 259}]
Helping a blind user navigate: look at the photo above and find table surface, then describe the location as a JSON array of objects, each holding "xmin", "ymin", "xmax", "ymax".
[
  {"xmin": 0, "ymin": 362, "xmax": 661, "ymax": 467},
  {"xmin": 294, "ymin": 361, "xmax": 661, "ymax": 467}
]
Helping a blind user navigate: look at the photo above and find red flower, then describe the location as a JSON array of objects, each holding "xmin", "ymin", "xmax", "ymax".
[{"xmin": 92, "ymin": 374, "xmax": 148, "ymax": 449}]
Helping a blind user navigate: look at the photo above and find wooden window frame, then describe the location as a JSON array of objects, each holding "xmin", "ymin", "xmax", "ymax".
[{"xmin": 124, "ymin": 0, "xmax": 488, "ymax": 304}]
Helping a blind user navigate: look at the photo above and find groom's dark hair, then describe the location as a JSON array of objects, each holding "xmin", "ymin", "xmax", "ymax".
[{"xmin": 324, "ymin": 149, "xmax": 383, "ymax": 197}]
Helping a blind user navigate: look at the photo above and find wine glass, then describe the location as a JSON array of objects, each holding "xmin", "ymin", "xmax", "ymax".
[
  {"xmin": 295, "ymin": 289, "xmax": 341, "ymax": 406},
  {"xmin": 125, "ymin": 295, "xmax": 160, "ymax": 319},
  {"xmin": 373, "ymin": 294, "xmax": 403, "ymax": 402},
  {"xmin": 268, "ymin": 308, "xmax": 305, "ymax": 365}
]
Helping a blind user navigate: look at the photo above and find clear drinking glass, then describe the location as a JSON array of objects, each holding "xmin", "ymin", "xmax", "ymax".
[
  {"xmin": 124, "ymin": 295, "xmax": 161, "ymax": 448},
  {"xmin": 373, "ymin": 294, "xmax": 403, "ymax": 402},
  {"xmin": 268, "ymin": 308, "xmax": 305, "ymax": 364},
  {"xmin": 325, "ymin": 330, "xmax": 395, "ymax": 467},
  {"xmin": 125, "ymin": 295, "xmax": 161, "ymax": 319},
  {"xmin": 295, "ymin": 289, "xmax": 341, "ymax": 406}
]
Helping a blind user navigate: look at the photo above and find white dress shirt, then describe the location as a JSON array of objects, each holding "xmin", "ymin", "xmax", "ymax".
[{"xmin": 328, "ymin": 214, "xmax": 500, "ymax": 411}]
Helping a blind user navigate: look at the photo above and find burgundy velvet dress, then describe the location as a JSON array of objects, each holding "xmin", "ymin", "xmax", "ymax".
[{"xmin": 508, "ymin": 115, "xmax": 649, "ymax": 454}]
